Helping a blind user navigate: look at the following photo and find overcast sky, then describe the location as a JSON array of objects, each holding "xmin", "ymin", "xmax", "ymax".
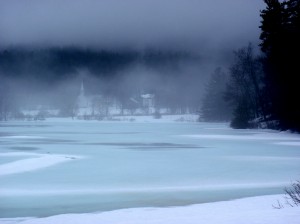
[{"xmin": 0, "ymin": 0, "xmax": 265, "ymax": 52}]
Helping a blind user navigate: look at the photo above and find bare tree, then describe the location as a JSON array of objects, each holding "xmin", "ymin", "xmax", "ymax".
[
  {"xmin": 285, "ymin": 180, "xmax": 300, "ymax": 207},
  {"xmin": 201, "ymin": 67, "xmax": 232, "ymax": 122},
  {"xmin": 225, "ymin": 44, "xmax": 265, "ymax": 128}
]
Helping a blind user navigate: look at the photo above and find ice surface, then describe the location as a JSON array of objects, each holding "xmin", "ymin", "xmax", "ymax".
[{"xmin": 0, "ymin": 117, "xmax": 300, "ymax": 218}]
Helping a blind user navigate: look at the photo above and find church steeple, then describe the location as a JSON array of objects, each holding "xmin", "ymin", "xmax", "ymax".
[
  {"xmin": 80, "ymin": 81, "xmax": 85, "ymax": 97},
  {"xmin": 77, "ymin": 81, "xmax": 88, "ymax": 108}
]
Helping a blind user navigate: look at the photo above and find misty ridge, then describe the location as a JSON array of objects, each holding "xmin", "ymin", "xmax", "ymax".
[{"xmin": 0, "ymin": 47, "xmax": 209, "ymax": 117}]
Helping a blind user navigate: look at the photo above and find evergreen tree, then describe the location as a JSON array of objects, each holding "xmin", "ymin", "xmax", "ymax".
[
  {"xmin": 260, "ymin": 0, "xmax": 300, "ymax": 131},
  {"xmin": 0, "ymin": 77, "xmax": 18, "ymax": 121}
]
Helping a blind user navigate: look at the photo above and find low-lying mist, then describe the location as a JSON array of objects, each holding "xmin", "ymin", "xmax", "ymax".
[{"xmin": 0, "ymin": 48, "xmax": 215, "ymax": 118}]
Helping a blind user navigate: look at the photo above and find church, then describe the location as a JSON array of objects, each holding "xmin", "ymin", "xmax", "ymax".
[
  {"xmin": 77, "ymin": 82, "xmax": 90, "ymax": 108},
  {"xmin": 76, "ymin": 82, "xmax": 112, "ymax": 117}
]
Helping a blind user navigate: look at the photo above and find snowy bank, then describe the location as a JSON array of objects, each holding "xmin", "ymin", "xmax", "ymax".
[
  {"xmin": 44, "ymin": 114, "xmax": 199, "ymax": 123},
  {"xmin": 0, "ymin": 195, "xmax": 299, "ymax": 224}
]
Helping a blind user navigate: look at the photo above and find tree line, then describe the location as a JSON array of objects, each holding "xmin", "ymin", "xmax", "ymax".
[
  {"xmin": 201, "ymin": 0, "xmax": 300, "ymax": 131},
  {"xmin": 0, "ymin": 48, "xmax": 189, "ymax": 82}
]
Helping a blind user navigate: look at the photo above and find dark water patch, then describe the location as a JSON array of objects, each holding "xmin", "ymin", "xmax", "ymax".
[
  {"xmin": 0, "ymin": 141, "xmax": 14, "ymax": 145},
  {"xmin": 9, "ymin": 146, "xmax": 40, "ymax": 151},
  {"xmin": 0, "ymin": 132, "xmax": 14, "ymax": 137},
  {"xmin": 130, "ymin": 146, "xmax": 205, "ymax": 151},
  {"xmin": 94, "ymin": 132, "xmax": 142, "ymax": 135},
  {"xmin": 38, "ymin": 139, "xmax": 77, "ymax": 143},
  {"xmin": 29, "ymin": 132, "xmax": 142, "ymax": 135},
  {"xmin": 19, "ymin": 139, "xmax": 78, "ymax": 145},
  {"xmin": 85, "ymin": 142, "xmax": 202, "ymax": 149}
]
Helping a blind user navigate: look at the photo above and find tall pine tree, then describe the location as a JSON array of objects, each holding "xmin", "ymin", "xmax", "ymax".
[{"xmin": 260, "ymin": 0, "xmax": 300, "ymax": 131}]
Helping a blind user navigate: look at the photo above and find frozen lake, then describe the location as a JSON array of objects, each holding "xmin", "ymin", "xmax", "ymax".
[{"xmin": 1, "ymin": 119, "xmax": 300, "ymax": 218}]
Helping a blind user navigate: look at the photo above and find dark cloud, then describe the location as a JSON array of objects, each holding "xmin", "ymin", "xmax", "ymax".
[{"xmin": 0, "ymin": 0, "xmax": 265, "ymax": 52}]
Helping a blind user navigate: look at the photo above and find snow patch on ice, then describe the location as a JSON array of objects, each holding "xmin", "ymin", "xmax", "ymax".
[
  {"xmin": 226, "ymin": 155, "xmax": 300, "ymax": 161},
  {"xmin": 274, "ymin": 141, "xmax": 300, "ymax": 146},
  {"xmin": 0, "ymin": 152, "xmax": 83, "ymax": 176},
  {"xmin": 0, "ymin": 152, "xmax": 40, "ymax": 157},
  {"xmin": 183, "ymin": 133, "xmax": 300, "ymax": 141}
]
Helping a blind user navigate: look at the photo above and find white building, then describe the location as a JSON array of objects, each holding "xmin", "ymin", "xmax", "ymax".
[
  {"xmin": 141, "ymin": 94, "xmax": 155, "ymax": 114},
  {"xmin": 76, "ymin": 82, "xmax": 156, "ymax": 117}
]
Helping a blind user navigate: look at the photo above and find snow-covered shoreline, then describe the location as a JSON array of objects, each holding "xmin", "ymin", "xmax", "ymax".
[
  {"xmin": 44, "ymin": 114, "xmax": 200, "ymax": 123},
  {"xmin": 0, "ymin": 194, "xmax": 299, "ymax": 224}
]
